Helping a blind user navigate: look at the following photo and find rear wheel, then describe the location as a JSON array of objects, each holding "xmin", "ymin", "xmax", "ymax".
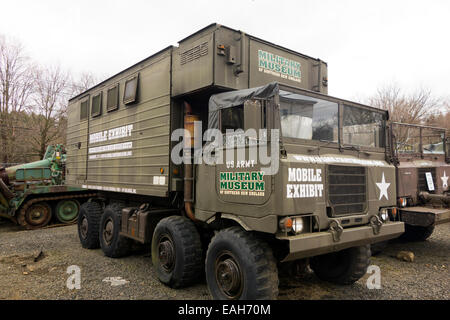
[
  {"xmin": 310, "ymin": 245, "xmax": 370, "ymax": 285},
  {"xmin": 99, "ymin": 204, "xmax": 132, "ymax": 258},
  {"xmin": 205, "ymin": 227, "xmax": 279, "ymax": 300},
  {"xmin": 20, "ymin": 202, "xmax": 52, "ymax": 229},
  {"xmin": 78, "ymin": 201, "xmax": 102, "ymax": 249},
  {"xmin": 401, "ymin": 224, "xmax": 435, "ymax": 241},
  {"xmin": 55, "ymin": 199, "xmax": 80, "ymax": 224},
  {"xmin": 151, "ymin": 216, "xmax": 203, "ymax": 288}
]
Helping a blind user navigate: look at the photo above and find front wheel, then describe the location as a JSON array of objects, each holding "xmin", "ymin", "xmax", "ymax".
[
  {"xmin": 401, "ymin": 225, "xmax": 435, "ymax": 241},
  {"xmin": 371, "ymin": 241, "xmax": 388, "ymax": 256},
  {"xmin": 205, "ymin": 227, "xmax": 279, "ymax": 300},
  {"xmin": 152, "ymin": 216, "xmax": 203, "ymax": 288},
  {"xmin": 310, "ymin": 245, "xmax": 370, "ymax": 285}
]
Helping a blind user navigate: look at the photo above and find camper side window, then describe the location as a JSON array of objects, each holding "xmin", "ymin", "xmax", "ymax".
[
  {"xmin": 80, "ymin": 99, "xmax": 89, "ymax": 121},
  {"xmin": 107, "ymin": 84, "xmax": 119, "ymax": 111},
  {"xmin": 91, "ymin": 92, "xmax": 102, "ymax": 117},
  {"xmin": 221, "ymin": 106, "xmax": 244, "ymax": 133},
  {"xmin": 123, "ymin": 76, "xmax": 138, "ymax": 105}
]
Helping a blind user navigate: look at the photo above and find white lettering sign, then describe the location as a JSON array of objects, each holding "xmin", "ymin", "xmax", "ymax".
[
  {"xmin": 425, "ymin": 172, "xmax": 435, "ymax": 191},
  {"xmin": 89, "ymin": 125, "xmax": 133, "ymax": 144},
  {"xmin": 293, "ymin": 155, "xmax": 387, "ymax": 167},
  {"xmin": 287, "ymin": 167, "xmax": 324, "ymax": 198}
]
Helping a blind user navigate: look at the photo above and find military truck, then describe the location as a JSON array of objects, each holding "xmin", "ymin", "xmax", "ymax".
[
  {"xmin": 68, "ymin": 24, "xmax": 404, "ymax": 299},
  {"xmin": 0, "ymin": 144, "xmax": 95, "ymax": 229},
  {"xmin": 391, "ymin": 122, "xmax": 450, "ymax": 240}
]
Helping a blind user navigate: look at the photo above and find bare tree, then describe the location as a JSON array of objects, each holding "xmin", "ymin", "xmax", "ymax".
[
  {"xmin": 367, "ymin": 83, "xmax": 443, "ymax": 124},
  {"xmin": 71, "ymin": 71, "xmax": 98, "ymax": 96},
  {"xmin": 0, "ymin": 35, "xmax": 35, "ymax": 164},
  {"xmin": 31, "ymin": 65, "xmax": 72, "ymax": 159}
]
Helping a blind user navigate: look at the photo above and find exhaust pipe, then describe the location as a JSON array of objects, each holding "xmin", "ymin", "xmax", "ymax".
[{"xmin": 183, "ymin": 102, "xmax": 199, "ymax": 221}]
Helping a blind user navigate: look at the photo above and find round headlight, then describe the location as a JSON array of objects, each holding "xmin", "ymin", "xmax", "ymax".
[
  {"xmin": 292, "ymin": 218, "xmax": 304, "ymax": 234},
  {"xmin": 380, "ymin": 210, "xmax": 389, "ymax": 222}
]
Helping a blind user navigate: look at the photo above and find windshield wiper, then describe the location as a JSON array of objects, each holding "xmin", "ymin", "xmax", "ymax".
[
  {"xmin": 319, "ymin": 139, "xmax": 335, "ymax": 146},
  {"xmin": 341, "ymin": 145, "xmax": 360, "ymax": 152}
]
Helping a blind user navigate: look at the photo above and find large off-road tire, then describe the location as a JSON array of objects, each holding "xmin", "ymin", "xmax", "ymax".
[
  {"xmin": 370, "ymin": 241, "xmax": 388, "ymax": 256},
  {"xmin": 99, "ymin": 204, "xmax": 132, "ymax": 258},
  {"xmin": 310, "ymin": 245, "xmax": 370, "ymax": 285},
  {"xmin": 151, "ymin": 216, "xmax": 203, "ymax": 288},
  {"xmin": 401, "ymin": 224, "xmax": 435, "ymax": 241},
  {"xmin": 205, "ymin": 227, "xmax": 279, "ymax": 300},
  {"xmin": 78, "ymin": 201, "xmax": 102, "ymax": 249}
]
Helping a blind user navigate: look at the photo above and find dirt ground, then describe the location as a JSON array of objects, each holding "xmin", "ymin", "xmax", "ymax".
[{"xmin": 0, "ymin": 219, "xmax": 448, "ymax": 300}]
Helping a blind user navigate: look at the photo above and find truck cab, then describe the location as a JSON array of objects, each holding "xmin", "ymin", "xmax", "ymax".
[
  {"xmin": 193, "ymin": 83, "xmax": 404, "ymax": 262},
  {"xmin": 391, "ymin": 122, "xmax": 450, "ymax": 240}
]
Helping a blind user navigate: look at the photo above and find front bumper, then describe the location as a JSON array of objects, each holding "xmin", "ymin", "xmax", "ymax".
[
  {"xmin": 277, "ymin": 221, "xmax": 404, "ymax": 262},
  {"xmin": 400, "ymin": 206, "xmax": 450, "ymax": 227}
]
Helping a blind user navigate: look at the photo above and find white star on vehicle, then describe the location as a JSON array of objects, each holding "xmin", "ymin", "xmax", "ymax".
[
  {"xmin": 376, "ymin": 172, "xmax": 390, "ymax": 200},
  {"xmin": 442, "ymin": 171, "xmax": 449, "ymax": 189}
]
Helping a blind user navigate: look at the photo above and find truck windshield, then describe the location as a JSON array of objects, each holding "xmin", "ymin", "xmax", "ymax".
[
  {"xmin": 279, "ymin": 91, "xmax": 338, "ymax": 143},
  {"xmin": 394, "ymin": 125, "xmax": 445, "ymax": 155},
  {"xmin": 279, "ymin": 90, "xmax": 386, "ymax": 148},
  {"xmin": 422, "ymin": 128, "xmax": 445, "ymax": 154},
  {"xmin": 394, "ymin": 125, "xmax": 421, "ymax": 153},
  {"xmin": 343, "ymin": 105, "xmax": 386, "ymax": 148}
]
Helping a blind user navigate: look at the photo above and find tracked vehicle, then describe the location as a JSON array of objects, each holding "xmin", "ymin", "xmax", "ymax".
[
  {"xmin": 391, "ymin": 122, "xmax": 450, "ymax": 240},
  {"xmin": 0, "ymin": 144, "xmax": 94, "ymax": 229},
  {"xmin": 69, "ymin": 24, "xmax": 404, "ymax": 299}
]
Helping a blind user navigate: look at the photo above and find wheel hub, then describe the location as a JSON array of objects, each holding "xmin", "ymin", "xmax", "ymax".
[
  {"xmin": 158, "ymin": 237, "xmax": 175, "ymax": 272},
  {"xmin": 215, "ymin": 253, "xmax": 242, "ymax": 298},
  {"xmin": 25, "ymin": 203, "xmax": 51, "ymax": 227},
  {"xmin": 103, "ymin": 219, "xmax": 114, "ymax": 245},
  {"xmin": 80, "ymin": 217, "xmax": 88, "ymax": 239}
]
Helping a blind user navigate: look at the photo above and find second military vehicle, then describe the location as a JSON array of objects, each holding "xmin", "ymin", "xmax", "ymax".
[
  {"xmin": 0, "ymin": 144, "xmax": 95, "ymax": 229},
  {"xmin": 68, "ymin": 24, "xmax": 404, "ymax": 299},
  {"xmin": 391, "ymin": 122, "xmax": 449, "ymax": 240}
]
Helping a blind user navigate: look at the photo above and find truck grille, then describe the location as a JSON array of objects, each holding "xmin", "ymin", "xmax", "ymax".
[
  {"xmin": 418, "ymin": 167, "xmax": 436, "ymax": 193},
  {"xmin": 328, "ymin": 165, "xmax": 367, "ymax": 216}
]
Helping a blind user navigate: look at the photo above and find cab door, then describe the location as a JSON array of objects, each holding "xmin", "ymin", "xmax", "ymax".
[{"xmin": 215, "ymin": 99, "xmax": 273, "ymax": 205}]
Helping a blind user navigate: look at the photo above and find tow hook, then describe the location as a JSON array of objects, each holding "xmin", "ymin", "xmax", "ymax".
[
  {"xmin": 328, "ymin": 219, "xmax": 343, "ymax": 242},
  {"xmin": 370, "ymin": 215, "xmax": 383, "ymax": 235}
]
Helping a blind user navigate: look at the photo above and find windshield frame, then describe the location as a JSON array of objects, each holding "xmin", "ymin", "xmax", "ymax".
[
  {"xmin": 277, "ymin": 84, "xmax": 389, "ymax": 153},
  {"xmin": 391, "ymin": 122, "xmax": 447, "ymax": 158}
]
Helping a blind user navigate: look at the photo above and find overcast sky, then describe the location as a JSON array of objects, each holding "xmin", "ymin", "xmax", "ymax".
[{"xmin": 1, "ymin": 0, "xmax": 449, "ymax": 103}]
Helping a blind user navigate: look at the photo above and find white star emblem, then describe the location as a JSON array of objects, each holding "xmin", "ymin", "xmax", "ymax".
[
  {"xmin": 376, "ymin": 172, "xmax": 390, "ymax": 200},
  {"xmin": 442, "ymin": 171, "xmax": 448, "ymax": 189}
]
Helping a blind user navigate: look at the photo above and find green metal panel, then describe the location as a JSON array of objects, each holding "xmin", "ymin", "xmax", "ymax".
[
  {"xmin": 15, "ymin": 168, "xmax": 52, "ymax": 181},
  {"xmin": 172, "ymin": 27, "xmax": 215, "ymax": 96},
  {"xmin": 172, "ymin": 25, "xmax": 328, "ymax": 96}
]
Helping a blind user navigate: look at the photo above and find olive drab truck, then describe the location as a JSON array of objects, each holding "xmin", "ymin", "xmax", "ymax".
[
  {"xmin": 68, "ymin": 24, "xmax": 404, "ymax": 299},
  {"xmin": 0, "ymin": 144, "xmax": 95, "ymax": 229},
  {"xmin": 390, "ymin": 122, "xmax": 450, "ymax": 240}
]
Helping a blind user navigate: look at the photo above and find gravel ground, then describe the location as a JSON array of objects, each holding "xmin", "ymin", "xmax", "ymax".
[{"xmin": 0, "ymin": 219, "xmax": 448, "ymax": 300}]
